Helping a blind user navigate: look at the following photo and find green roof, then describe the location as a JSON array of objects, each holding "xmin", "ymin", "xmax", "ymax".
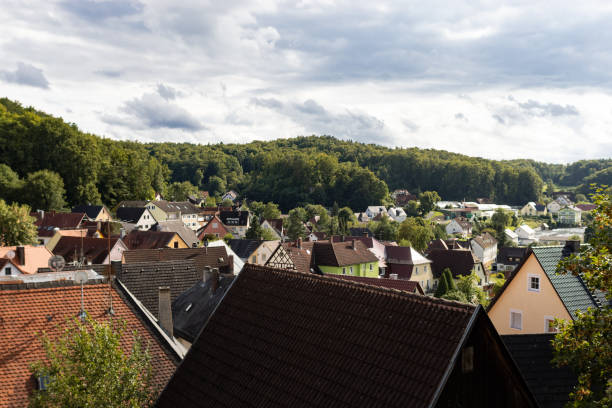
[{"xmin": 532, "ymin": 246, "xmax": 599, "ymax": 319}]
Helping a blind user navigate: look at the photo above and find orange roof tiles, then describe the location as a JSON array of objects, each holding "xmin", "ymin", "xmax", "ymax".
[
  {"xmin": 0, "ymin": 246, "xmax": 53, "ymax": 274},
  {"xmin": 0, "ymin": 282, "xmax": 178, "ymax": 407}
]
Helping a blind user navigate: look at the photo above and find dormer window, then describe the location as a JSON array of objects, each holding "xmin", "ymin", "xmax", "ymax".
[{"xmin": 528, "ymin": 274, "xmax": 540, "ymax": 292}]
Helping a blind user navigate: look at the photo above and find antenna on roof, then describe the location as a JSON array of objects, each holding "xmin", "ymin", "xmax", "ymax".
[{"xmin": 74, "ymin": 271, "xmax": 89, "ymax": 321}]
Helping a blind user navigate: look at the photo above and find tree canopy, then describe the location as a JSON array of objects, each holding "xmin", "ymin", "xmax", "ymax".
[{"xmin": 0, "ymin": 199, "xmax": 37, "ymax": 246}]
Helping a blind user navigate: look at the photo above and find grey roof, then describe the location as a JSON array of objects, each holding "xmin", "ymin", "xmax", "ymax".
[
  {"xmin": 71, "ymin": 205, "xmax": 106, "ymax": 220},
  {"xmin": 532, "ymin": 246, "xmax": 600, "ymax": 319},
  {"xmin": 228, "ymin": 239, "xmax": 262, "ymax": 260},
  {"xmin": 502, "ymin": 334, "xmax": 576, "ymax": 408},
  {"xmin": 152, "ymin": 220, "xmax": 199, "ymax": 248},
  {"xmin": 152, "ymin": 201, "xmax": 200, "ymax": 215},
  {"xmin": 116, "ymin": 259, "xmax": 201, "ymax": 318},
  {"xmin": 116, "ymin": 207, "xmax": 146, "ymax": 223},
  {"xmin": 172, "ymin": 275, "xmax": 236, "ymax": 342}
]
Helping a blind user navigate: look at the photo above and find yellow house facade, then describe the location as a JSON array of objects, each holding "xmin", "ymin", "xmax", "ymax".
[{"xmin": 487, "ymin": 244, "xmax": 600, "ymax": 335}]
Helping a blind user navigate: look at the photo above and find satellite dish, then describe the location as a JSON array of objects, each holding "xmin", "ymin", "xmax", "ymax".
[
  {"xmin": 48, "ymin": 255, "xmax": 66, "ymax": 273},
  {"xmin": 5, "ymin": 250, "xmax": 15, "ymax": 260},
  {"xmin": 74, "ymin": 271, "xmax": 89, "ymax": 284}
]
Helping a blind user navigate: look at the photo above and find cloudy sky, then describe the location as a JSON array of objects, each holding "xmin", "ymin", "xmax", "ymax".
[{"xmin": 2, "ymin": 0, "xmax": 612, "ymax": 163}]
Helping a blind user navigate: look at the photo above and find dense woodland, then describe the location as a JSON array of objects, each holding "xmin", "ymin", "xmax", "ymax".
[{"xmin": 1, "ymin": 97, "xmax": 610, "ymax": 211}]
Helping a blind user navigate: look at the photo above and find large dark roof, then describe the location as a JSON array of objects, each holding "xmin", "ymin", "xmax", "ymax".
[
  {"xmin": 51, "ymin": 236, "xmax": 120, "ymax": 264},
  {"xmin": 156, "ymin": 264, "xmax": 478, "ymax": 408},
  {"xmin": 332, "ymin": 275, "xmax": 424, "ymax": 294},
  {"xmin": 172, "ymin": 275, "xmax": 236, "ymax": 342},
  {"xmin": 116, "ymin": 260, "xmax": 201, "ymax": 318},
  {"xmin": 116, "ymin": 207, "xmax": 147, "ymax": 223},
  {"xmin": 496, "ymin": 246, "xmax": 529, "ymax": 265},
  {"xmin": 228, "ymin": 239, "xmax": 262, "ymax": 259},
  {"xmin": 123, "ymin": 230, "xmax": 179, "ymax": 250},
  {"xmin": 349, "ymin": 227, "xmax": 373, "ymax": 237},
  {"xmin": 427, "ymin": 248, "xmax": 480, "ymax": 279},
  {"xmin": 219, "ymin": 210, "xmax": 249, "ymax": 226},
  {"xmin": 71, "ymin": 205, "xmax": 106, "ymax": 220},
  {"xmin": 502, "ymin": 334, "xmax": 576, "ymax": 408},
  {"xmin": 123, "ymin": 246, "xmax": 231, "ymax": 273}
]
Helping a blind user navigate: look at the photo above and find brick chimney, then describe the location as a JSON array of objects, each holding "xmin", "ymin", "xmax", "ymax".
[
  {"xmin": 351, "ymin": 240, "xmax": 356, "ymax": 250},
  {"xmin": 158, "ymin": 286, "xmax": 173, "ymax": 337},
  {"xmin": 228, "ymin": 255, "xmax": 234, "ymax": 275},
  {"xmin": 16, "ymin": 246, "xmax": 25, "ymax": 266},
  {"xmin": 562, "ymin": 240, "xmax": 581, "ymax": 258},
  {"xmin": 210, "ymin": 268, "xmax": 220, "ymax": 292},
  {"xmin": 297, "ymin": 238, "xmax": 302, "ymax": 249}
]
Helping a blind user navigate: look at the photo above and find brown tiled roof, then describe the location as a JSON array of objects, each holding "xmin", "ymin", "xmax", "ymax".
[
  {"xmin": 117, "ymin": 260, "xmax": 201, "ymax": 318},
  {"xmin": 152, "ymin": 201, "xmax": 199, "ymax": 215},
  {"xmin": 123, "ymin": 230, "xmax": 179, "ymax": 250},
  {"xmin": 32, "ymin": 211, "xmax": 86, "ymax": 237},
  {"xmin": 51, "ymin": 236, "xmax": 120, "ymax": 264},
  {"xmin": 281, "ymin": 241, "xmax": 315, "ymax": 274},
  {"xmin": 333, "ymin": 275, "xmax": 424, "ymax": 294},
  {"xmin": 575, "ymin": 204, "xmax": 597, "ymax": 212},
  {"xmin": 122, "ymin": 247, "xmax": 231, "ymax": 274},
  {"xmin": 471, "ymin": 232, "xmax": 498, "ymax": 249},
  {"xmin": 0, "ymin": 282, "xmax": 178, "ymax": 407},
  {"xmin": 312, "ymin": 240, "xmax": 378, "ymax": 267},
  {"xmin": 427, "ymin": 248, "xmax": 479, "ymax": 279},
  {"xmin": 156, "ymin": 264, "xmax": 477, "ymax": 407},
  {"xmin": 264, "ymin": 218, "xmax": 284, "ymax": 234}
]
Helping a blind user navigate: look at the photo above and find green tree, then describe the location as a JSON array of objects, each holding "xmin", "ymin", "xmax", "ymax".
[
  {"xmin": 398, "ymin": 217, "xmax": 434, "ymax": 252},
  {"xmin": 405, "ymin": 201, "xmax": 420, "ymax": 217},
  {"xmin": 245, "ymin": 215, "xmax": 263, "ymax": 239},
  {"xmin": 166, "ymin": 181, "xmax": 198, "ymax": 202},
  {"xmin": 443, "ymin": 268, "xmax": 457, "ymax": 291},
  {"xmin": 261, "ymin": 202, "xmax": 281, "ymax": 220},
  {"xmin": 418, "ymin": 191, "xmax": 441, "ymax": 216},
  {"xmin": 454, "ymin": 273, "xmax": 488, "ymax": 306},
  {"xmin": 0, "ymin": 199, "xmax": 37, "ymax": 246},
  {"xmin": 207, "ymin": 176, "xmax": 226, "ymax": 197},
  {"xmin": 371, "ymin": 215, "xmax": 398, "ymax": 241},
  {"xmin": 29, "ymin": 315, "xmax": 154, "ymax": 408},
  {"xmin": 338, "ymin": 207, "xmax": 355, "ymax": 235},
  {"xmin": 221, "ymin": 199, "xmax": 234, "ymax": 207},
  {"xmin": 223, "ymin": 233, "xmax": 234, "ymax": 243},
  {"xmin": 286, "ymin": 207, "xmax": 307, "ymax": 240},
  {"xmin": 0, "ymin": 164, "xmax": 23, "ymax": 204},
  {"xmin": 23, "ymin": 170, "xmax": 66, "ymax": 210},
  {"xmin": 552, "ymin": 186, "xmax": 611, "ymax": 407},
  {"xmin": 331, "ymin": 201, "xmax": 339, "ymax": 217},
  {"xmin": 434, "ymin": 270, "xmax": 450, "ymax": 298}
]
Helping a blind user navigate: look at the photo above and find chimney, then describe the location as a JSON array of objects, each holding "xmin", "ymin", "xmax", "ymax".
[
  {"xmin": 202, "ymin": 266, "xmax": 211, "ymax": 282},
  {"xmin": 120, "ymin": 228, "xmax": 126, "ymax": 239},
  {"xmin": 111, "ymin": 260, "xmax": 122, "ymax": 277},
  {"xmin": 351, "ymin": 240, "xmax": 356, "ymax": 250},
  {"xmin": 16, "ymin": 246, "xmax": 25, "ymax": 266},
  {"xmin": 212, "ymin": 268, "xmax": 220, "ymax": 292},
  {"xmin": 562, "ymin": 240, "xmax": 581, "ymax": 257},
  {"xmin": 389, "ymin": 273, "xmax": 398, "ymax": 280},
  {"xmin": 158, "ymin": 287, "xmax": 173, "ymax": 337},
  {"xmin": 363, "ymin": 231, "xmax": 369, "ymax": 237},
  {"xmin": 37, "ymin": 209, "xmax": 44, "ymax": 220},
  {"xmin": 228, "ymin": 255, "xmax": 234, "ymax": 275},
  {"xmin": 297, "ymin": 238, "xmax": 302, "ymax": 249},
  {"xmin": 341, "ymin": 235, "xmax": 345, "ymax": 242}
]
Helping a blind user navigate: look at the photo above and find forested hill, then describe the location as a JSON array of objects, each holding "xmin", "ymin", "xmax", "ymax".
[{"xmin": 0, "ymin": 98, "xmax": 610, "ymax": 211}]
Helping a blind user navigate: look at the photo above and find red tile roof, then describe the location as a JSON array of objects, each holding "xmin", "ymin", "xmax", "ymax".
[
  {"xmin": 123, "ymin": 230, "xmax": 180, "ymax": 250},
  {"xmin": 312, "ymin": 240, "xmax": 378, "ymax": 267},
  {"xmin": 332, "ymin": 275, "xmax": 424, "ymax": 294},
  {"xmin": 0, "ymin": 282, "xmax": 178, "ymax": 407},
  {"xmin": 51, "ymin": 236, "xmax": 120, "ymax": 264}
]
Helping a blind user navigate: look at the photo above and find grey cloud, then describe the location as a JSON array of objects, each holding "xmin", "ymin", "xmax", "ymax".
[
  {"xmin": 250, "ymin": 97, "xmax": 283, "ymax": 109},
  {"xmin": 1, "ymin": 62, "xmax": 49, "ymax": 88},
  {"xmin": 96, "ymin": 69, "xmax": 122, "ymax": 78},
  {"xmin": 157, "ymin": 83, "xmax": 179, "ymax": 100},
  {"xmin": 294, "ymin": 99, "xmax": 327, "ymax": 116},
  {"xmin": 121, "ymin": 93, "xmax": 203, "ymax": 131},
  {"xmin": 455, "ymin": 113, "xmax": 468, "ymax": 121},
  {"xmin": 402, "ymin": 119, "xmax": 419, "ymax": 132},
  {"xmin": 518, "ymin": 99, "xmax": 579, "ymax": 117},
  {"xmin": 225, "ymin": 111, "xmax": 253, "ymax": 126},
  {"xmin": 60, "ymin": 0, "xmax": 143, "ymax": 21}
]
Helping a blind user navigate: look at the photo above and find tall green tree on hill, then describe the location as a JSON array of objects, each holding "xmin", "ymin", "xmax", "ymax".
[
  {"xmin": 0, "ymin": 200, "xmax": 37, "ymax": 246},
  {"xmin": 418, "ymin": 191, "xmax": 441, "ymax": 216},
  {"xmin": 23, "ymin": 170, "xmax": 66, "ymax": 211}
]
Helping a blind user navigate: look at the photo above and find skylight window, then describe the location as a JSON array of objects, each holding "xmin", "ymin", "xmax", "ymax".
[{"xmin": 185, "ymin": 303, "xmax": 193, "ymax": 312}]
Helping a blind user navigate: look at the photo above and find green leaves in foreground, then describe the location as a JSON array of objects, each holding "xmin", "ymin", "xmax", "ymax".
[{"xmin": 29, "ymin": 315, "xmax": 155, "ymax": 408}]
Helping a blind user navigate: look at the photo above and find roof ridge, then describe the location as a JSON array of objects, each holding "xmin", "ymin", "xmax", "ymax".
[
  {"xmin": 244, "ymin": 264, "xmax": 476, "ymax": 312},
  {"xmin": 0, "ymin": 278, "xmax": 108, "ymax": 291}
]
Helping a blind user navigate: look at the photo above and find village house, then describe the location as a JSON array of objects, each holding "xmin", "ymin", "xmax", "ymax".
[
  {"xmin": 221, "ymin": 190, "xmax": 238, "ymax": 202},
  {"xmin": 151, "ymin": 220, "xmax": 199, "ymax": 248},
  {"xmin": 71, "ymin": 204, "xmax": 112, "ymax": 221},
  {"xmin": 155, "ymin": 264, "xmax": 538, "ymax": 408},
  {"xmin": 504, "ymin": 228, "xmax": 519, "ymax": 245},
  {"xmin": 123, "ymin": 230, "xmax": 189, "ymax": 250},
  {"xmin": 122, "ymin": 246, "xmax": 233, "ymax": 276},
  {"xmin": 546, "ymin": 200, "xmax": 562, "ymax": 215},
  {"xmin": 470, "ymin": 232, "xmax": 498, "ymax": 270},
  {"xmin": 487, "ymin": 242, "xmax": 605, "ymax": 335},
  {"xmin": 228, "ymin": 239, "xmax": 278, "ymax": 265},
  {"xmin": 557, "ymin": 206, "xmax": 582, "ymax": 226},
  {"xmin": 0, "ymin": 280, "xmax": 180, "ymax": 407},
  {"xmin": 312, "ymin": 240, "xmax": 379, "ymax": 277},
  {"xmin": 515, "ymin": 224, "xmax": 536, "ymax": 245},
  {"xmin": 261, "ymin": 218, "xmax": 284, "ymax": 240},
  {"xmin": 495, "ymin": 247, "xmax": 529, "ymax": 275},
  {"xmin": 0, "ymin": 245, "xmax": 54, "ymax": 279},
  {"xmin": 31, "ymin": 210, "xmax": 86, "ymax": 245},
  {"xmin": 115, "ymin": 207, "xmax": 156, "ymax": 230},
  {"xmin": 426, "ymin": 240, "xmax": 487, "ymax": 286},
  {"xmin": 365, "ymin": 205, "xmax": 387, "ymax": 219},
  {"xmin": 384, "ymin": 245, "xmax": 434, "ymax": 292},
  {"xmin": 218, "ymin": 210, "xmax": 250, "ymax": 238},
  {"xmin": 266, "ymin": 239, "xmax": 314, "ymax": 274},
  {"xmin": 197, "ymin": 215, "xmax": 230, "ymax": 240},
  {"xmin": 445, "ymin": 217, "xmax": 473, "ymax": 237},
  {"xmin": 387, "ymin": 207, "xmax": 407, "ymax": 222},
  {"xmin": 519, "ymin": 202, "xmax": 538, "ymax": 217},
  {"xmin": 307, "ymin": 231, "xmax": 327, "ymax": 241},
  {"xmin": 49, "ymin": 236, "xmax": 127, "ymax": 265},
  {"xmin": 391, "ymin": 189, "xmax": 417, "ymax": 205}
]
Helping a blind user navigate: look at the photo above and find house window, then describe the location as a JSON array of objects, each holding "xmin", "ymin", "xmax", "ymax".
[
  {"xmin": 510, "ymin": 310, "xmax": 523, "ymax": 330},
  {"xmin": 251, "ymin": 256, "xmax": 257, "ymax": 263},
  {"xmin": 545, "ymin": 316, "xmax": 558, "ymax": 333},
  {"xmin": 415, "ymin": 266, "xmax": 419, "ymax": 274},
  {"xmin": 349, "ymin": 266, "xmax": 353, "ymax": 275},
  {"xmin": 213, "ymin": 223, "xmax": 218, "ymax": 228},
  {"xmin": 528, "ymin": 274, "xmax": 540, "ymax": 292},
  {"xmin": 5, "ymin": 267, "xmax": 11, "ymax": 275},
  {"xmin": 173, "ymin": 242, "xmax": 179, "ymax": 249},
  {"xmin": 369, "ymin": 263, "xmax": 373, "ymax": 271},
  {"xmin": 342, "ymin": 267, "xmax": 346, "ymax": 275}
]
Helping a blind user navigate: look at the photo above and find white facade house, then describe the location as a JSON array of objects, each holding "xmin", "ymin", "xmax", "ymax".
[
  {"xmin": 366, "ymin": 206, "xmax": 387, "ymax": 219},
  {"xmin": 558, "ymin": 206, "xmax": 582, "ymax": 226},
  {"xmin": 387, "ymin": 207, "xmax": 407, "ymax": 223},
  {"xmin": 504, "ymin": 229, "xmax": 519, "ymax": 245},
  {"xmin": 470, "ymin": 233, "xmax": 498, "ymax": 269},
  {"xmin": 515, "ymin": 224, "xmax": 536, "ymax": 245},
  {"xmin": 520, "ymin": 202, "xmax": 537, "ymax": 217},
  {"xmin": 445, "ymin": 218, "xmax": 472, "ymax": 237},
  {"xmin": 547, "ymin": 201, "xmax": 562, "ymax": 215}
]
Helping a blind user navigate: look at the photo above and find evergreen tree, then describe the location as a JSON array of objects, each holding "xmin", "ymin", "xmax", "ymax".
[
  {"xmin": 443, "ymin": 268, "xmax": 456, "ymax": 291},
  {"xmin": 434, "ymin": 274, "xmax": 449, "ymax": 298},
  {"xmin": 245, "ymin": 216, "xmax": 263, "ymax": 239}
]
